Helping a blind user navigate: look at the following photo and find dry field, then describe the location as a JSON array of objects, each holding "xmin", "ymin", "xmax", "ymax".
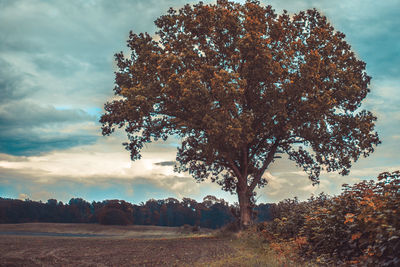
[{"xmin": 0, "ymin": 223, "xmax": 237, "ymax": 266}]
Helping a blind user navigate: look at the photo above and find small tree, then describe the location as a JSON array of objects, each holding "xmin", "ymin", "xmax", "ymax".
[{"xmin": 101, "ymin": 0, "xmax": 380, "ymax": 228}]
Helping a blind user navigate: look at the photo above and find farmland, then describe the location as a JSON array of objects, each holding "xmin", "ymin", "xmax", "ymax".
[{"xmin": 0, "ymin": 223, "xmax": 238, "ymax": 266}]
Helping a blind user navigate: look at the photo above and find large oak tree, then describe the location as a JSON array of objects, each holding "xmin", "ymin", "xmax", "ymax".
[{"xmin": 101, "ymin": 0, "xmax": 380, "ymax": 227}]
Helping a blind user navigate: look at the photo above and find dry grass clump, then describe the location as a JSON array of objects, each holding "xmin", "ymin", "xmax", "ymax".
[{"xmin": 206, "ymin": 225, "xmax": 307, "ymax": 267}]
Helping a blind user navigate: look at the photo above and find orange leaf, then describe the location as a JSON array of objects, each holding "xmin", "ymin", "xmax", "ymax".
[
  {"xmin": 351, "ymin": 232, "xmax": 361, "ymax": 241},
  {"xmin": 344, "ymin": 213, "xmax": 355, "ymax": 224}
]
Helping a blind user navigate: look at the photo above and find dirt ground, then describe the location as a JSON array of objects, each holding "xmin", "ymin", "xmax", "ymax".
[
  {"xmin": 0, "ymin": 223, "xmax": 214, "ymax": 239},
  {"xmin": 0, "ymin": 223, "xmax": 236, "ymax": 266}
]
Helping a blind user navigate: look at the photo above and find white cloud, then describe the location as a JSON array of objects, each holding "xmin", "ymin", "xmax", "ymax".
[{"xmin": 18, "ymin": 193, "xmax": 29, "ymax": 200}]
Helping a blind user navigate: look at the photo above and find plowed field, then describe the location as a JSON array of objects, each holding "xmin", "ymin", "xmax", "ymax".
[{"xmin": 0, "ymin": 223, "xmax": 236, "ymax": 266}]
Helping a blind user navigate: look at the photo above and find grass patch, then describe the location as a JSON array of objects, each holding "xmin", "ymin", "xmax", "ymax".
[{"xmin": 196, "ymin": 227, "xmax": 312, "ymax": 267}]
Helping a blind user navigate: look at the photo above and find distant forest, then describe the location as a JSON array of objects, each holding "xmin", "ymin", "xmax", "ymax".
[{"xmin": 0, "ymin": 196, "xmax": 272, "ymax": 229}]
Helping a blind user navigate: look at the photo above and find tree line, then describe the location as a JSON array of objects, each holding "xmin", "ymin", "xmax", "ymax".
[{"xmin": 0, "ymin": 195, "xmax": 272, "ymax": 229}]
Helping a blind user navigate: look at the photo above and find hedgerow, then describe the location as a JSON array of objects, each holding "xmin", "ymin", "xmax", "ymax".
[{"xmin": 258, "ymin": 171, "xmax": 400, "ymax": 266}]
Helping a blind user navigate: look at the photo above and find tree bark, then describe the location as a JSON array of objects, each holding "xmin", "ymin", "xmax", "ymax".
[{"xmin": 238, "ymin": 188, "xmax": 251, "ymax": 229}]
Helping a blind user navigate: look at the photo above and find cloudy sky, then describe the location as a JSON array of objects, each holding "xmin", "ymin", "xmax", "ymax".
[{"xmin": 0, "ymin": 0, "xmax": 399, "ymax": 204}]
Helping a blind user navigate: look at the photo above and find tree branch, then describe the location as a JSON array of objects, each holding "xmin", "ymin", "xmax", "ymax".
[
  {"xmin": 227, "ymin": 156, "xmax": 243, "ymax": 181},
  {"xmin": 242, "ymin": 145, "xmax": 249, "ymax": 178},
  {"xmin": 248, "ymin": 134, "xmax": 272, "ymax": 160},
  {"xmin": 249, "ymin": 138, "xmax": 281, "ymax": 192}
]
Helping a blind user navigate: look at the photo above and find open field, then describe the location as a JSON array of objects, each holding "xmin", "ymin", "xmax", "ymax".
[
  {"xmin": 0, "ymin": 223, "xmax": 214, "ymax": 239},
  {"xmin": 0, "ymin": 223, "xmax": 236, "ymax": 266}
]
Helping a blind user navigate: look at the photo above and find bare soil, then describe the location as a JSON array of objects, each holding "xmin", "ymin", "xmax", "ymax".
[{"xmin": 0, "ymin": 223, "xmax": 235, "ymax": 266}]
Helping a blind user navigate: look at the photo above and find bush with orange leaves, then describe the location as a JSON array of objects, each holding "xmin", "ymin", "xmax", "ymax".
[{"xmin": 260, "ymin": 171, "xmax": 400, "ymax": 266}]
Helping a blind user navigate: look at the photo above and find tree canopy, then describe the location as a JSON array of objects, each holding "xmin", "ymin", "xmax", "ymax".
[{"xmin": 100, "ymin": 0, "xmax": 380, "ymax": 227}]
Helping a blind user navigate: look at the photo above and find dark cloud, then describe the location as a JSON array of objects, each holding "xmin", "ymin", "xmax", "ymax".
[
  {"xmin": 0, "ymin": 101, "xmax": 97, "ymax": 156},
  {"xmin": 0, "ymin": 132, "xmax": 97, "ymax": 156},
  {"xmin": 154, "ymin": 161, "xmax": 176, "ymax": 166},
  {"xmin": 0, "ymin": 56, "xmax": 101, "ymax": 155},
  {"xmin": 0, "ymin": 0, "xmax": 199, "ymax": 110},
  {"xmin": 0, "ymin": 101, "xmax": 95, "ymax": 127},
  {"xmin": 0, "ymin": 58, "xmax": 31, "ymax": 103},
  {"xmin": 31, "ymin": 54, "xmax": 85, "ymax": 77}
]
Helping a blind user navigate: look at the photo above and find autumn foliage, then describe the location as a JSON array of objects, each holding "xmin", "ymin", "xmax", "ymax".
[
  {"xmin": 96, "ymin": 200, "xmax": 134, "ymax": 225},
  {"xmin": 257, "ymin": 171, "xmax": 400, "ymax": 266},
  {"xmin": 100, "ymin": 0, "xmax": 379, "ymax": 228}
]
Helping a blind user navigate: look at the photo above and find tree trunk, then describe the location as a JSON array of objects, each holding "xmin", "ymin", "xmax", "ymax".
[{"xmin": 238, "ymin": 189, "xmax": 252, "ymax": 229}]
